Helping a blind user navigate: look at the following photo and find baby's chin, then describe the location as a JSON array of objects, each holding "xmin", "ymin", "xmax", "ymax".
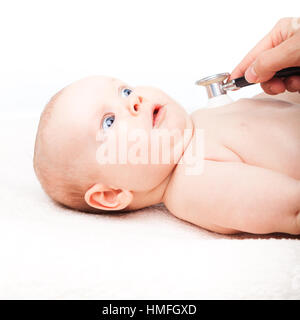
[
  {"xmin": 152, "ymin": 111, "xmax": 193, "ymax": 167},
  {"xmin": 162, "ymin": 103, "xmax": 193, "ymax": 143}
]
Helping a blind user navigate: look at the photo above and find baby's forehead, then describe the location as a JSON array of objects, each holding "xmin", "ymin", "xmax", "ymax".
[
  {"xmin": 78, "ymin": 75, "xmax": 127, "ymax": 90},
  {"xmin": 54, "ymin": 75, "xmax": 133, "ymax": 121},
  {"xmin": 60, "ymin": 76, "xmax": 124, "ymax": 104},
  {"xmin": 55, "ymin": 76, "xmax": 127, "ymax": 120}
]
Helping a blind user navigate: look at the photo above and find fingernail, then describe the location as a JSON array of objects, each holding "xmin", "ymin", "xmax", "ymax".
[{"xmin": 245, "ymin": 64, "xmax": 258, "ymax": 83}]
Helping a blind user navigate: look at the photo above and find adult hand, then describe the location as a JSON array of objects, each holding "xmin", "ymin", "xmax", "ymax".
[{"xmin": 230, "ymin": 17, "xmax": 300, "ymax": 94}]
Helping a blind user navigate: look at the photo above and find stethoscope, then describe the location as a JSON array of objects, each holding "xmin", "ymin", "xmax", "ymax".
[{"xmin": 195, "ymin": 67, "xmax": 300, "ymax": 107}]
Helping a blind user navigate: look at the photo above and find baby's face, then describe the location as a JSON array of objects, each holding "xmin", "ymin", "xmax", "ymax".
[{"xmin": 51, "ymin": 76, "xmax": 192, "ymax": 193}]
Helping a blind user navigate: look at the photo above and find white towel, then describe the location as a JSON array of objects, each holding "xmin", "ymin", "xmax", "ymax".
[{"xmin": 0, "ymin": 114, "xmax": 299, "ymax": 299}]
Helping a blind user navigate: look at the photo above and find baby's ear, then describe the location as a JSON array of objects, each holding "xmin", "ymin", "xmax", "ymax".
[{"xmin": 84, "ymin": 184, "xmax": 133, "ymax": 211}]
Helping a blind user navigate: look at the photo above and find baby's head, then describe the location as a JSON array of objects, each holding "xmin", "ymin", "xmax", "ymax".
[{"xmin": 34, "ymin": 76, "xmax": 192, "ymax": 213}]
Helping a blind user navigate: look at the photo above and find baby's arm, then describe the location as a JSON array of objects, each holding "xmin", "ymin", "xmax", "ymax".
[{"xmin": 186, "ymin": 160, "xmax": 300, "ymax": 234}]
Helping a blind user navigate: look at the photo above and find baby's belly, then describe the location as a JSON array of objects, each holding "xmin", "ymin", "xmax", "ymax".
[{"xmin": 195, "ymin": 98, "xmax": 300, "ymax": 179}]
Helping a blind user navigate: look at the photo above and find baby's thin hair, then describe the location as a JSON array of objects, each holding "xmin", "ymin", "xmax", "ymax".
[{"xmin": 34, "ymin": 89, "xmax": 123, "ymax": 214}]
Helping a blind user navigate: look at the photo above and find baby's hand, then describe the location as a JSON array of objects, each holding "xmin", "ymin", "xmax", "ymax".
[{"xmin": 230, "ymin": 17, "xmax": 300, "ymax": 95}]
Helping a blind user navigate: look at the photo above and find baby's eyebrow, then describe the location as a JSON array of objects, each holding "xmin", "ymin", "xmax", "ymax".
[
  {"xmin": 111, "ymin": 79, "xmax": 122, "ymax": 94},
  {"xmin": 112, "ymin": 78, "xmax": 122, "ymax": 87},
  {"xmin": 112, "ymin": 78, "xmax": 129, "ymax": 91}
]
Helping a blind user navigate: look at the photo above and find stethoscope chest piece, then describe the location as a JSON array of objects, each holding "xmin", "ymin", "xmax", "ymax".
[
  {"xmin": 195, "ymin": 72, "xmax": 230, "ymax": 99},
  {"xmin": 195, "ymin": 67, "xmax": 300, "ymax": 108},
  {"xmin": 195, "ymin": 72, "xmax": 233, "ymax": 107}
]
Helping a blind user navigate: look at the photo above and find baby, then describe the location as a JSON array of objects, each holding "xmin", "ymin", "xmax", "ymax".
[{"xmin": 34, "ymin": 75, "xmax": 300, "ymax": 235}]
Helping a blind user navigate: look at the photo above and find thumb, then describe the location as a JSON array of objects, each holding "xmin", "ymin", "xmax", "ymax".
[{"xmin": 245, "ymin": 33, "xmax": 300, "ymax": 83}]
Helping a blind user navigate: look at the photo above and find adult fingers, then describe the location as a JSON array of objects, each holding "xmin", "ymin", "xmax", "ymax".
[
  {"xmin": 245, "ymin": 31, "xmax": 300, "ymax": 83},
  {"xmin": 260, "ymin": 78, "xmax": 286, "ymax": 95},
  {"xmin": 229, "ymin": 32, "xmax": 273, "ymax": 80},
  {"xmin": 230, "ymin": 17, "xmax": 298, "ymax": 81},
  {"xmin": 284, "ymin": 76, "xmax": 300, "ymax": 92}
]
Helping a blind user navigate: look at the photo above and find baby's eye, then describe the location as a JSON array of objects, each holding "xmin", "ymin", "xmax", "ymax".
[
  {"xmin": 121, "ymin": 88, "xmax": 132, "ymax": 97},
  {"xmin": 102, "ymin": 114, "xmax": 115, "ymax": 130}
]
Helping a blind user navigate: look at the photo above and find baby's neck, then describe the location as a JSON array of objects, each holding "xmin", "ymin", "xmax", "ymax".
[
  {"xmin": 127, "ymin": 116, "xmax": 195, "ymax": 210},
  {"xmin": 127, "ymin": 173, "xmax": 173, "ymax": 210}
]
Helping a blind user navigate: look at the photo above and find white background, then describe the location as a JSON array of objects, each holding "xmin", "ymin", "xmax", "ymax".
[
  {"xmin": 0, "ymin": 0, "xmax": 299, "ymax": 115},
  {"xmin": 0, "ymin": 1, "xmax": 300, "ymax": 300}
]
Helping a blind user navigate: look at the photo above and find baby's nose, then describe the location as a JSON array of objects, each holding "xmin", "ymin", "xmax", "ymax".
[{"xmin": 128, "ymin": 96, "xmax": 143, "ymax": 115}]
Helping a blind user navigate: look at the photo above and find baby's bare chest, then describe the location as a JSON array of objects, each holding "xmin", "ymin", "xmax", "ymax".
[{"xmin": 191, "ymin": 98, "xmax": 300, "ymax": 178}]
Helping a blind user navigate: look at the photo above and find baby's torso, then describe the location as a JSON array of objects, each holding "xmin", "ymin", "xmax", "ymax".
[
  {"xmin": 191, "ymin": 97, "xmax": 300, "ymax": 179},
  {"xmin": 163, "ymin": 96, "xmax": 300, "ymax": 233}
]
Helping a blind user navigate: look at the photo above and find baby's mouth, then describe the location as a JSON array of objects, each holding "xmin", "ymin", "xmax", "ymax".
[{"xmin": 152, "ymin": 104, "xmax": 165, "ymax": 128}]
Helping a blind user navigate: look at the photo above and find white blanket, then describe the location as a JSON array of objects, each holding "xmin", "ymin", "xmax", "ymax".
[{"xmin": 0, "ymin": 115, "xmax": 299, "ymax": 299}]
